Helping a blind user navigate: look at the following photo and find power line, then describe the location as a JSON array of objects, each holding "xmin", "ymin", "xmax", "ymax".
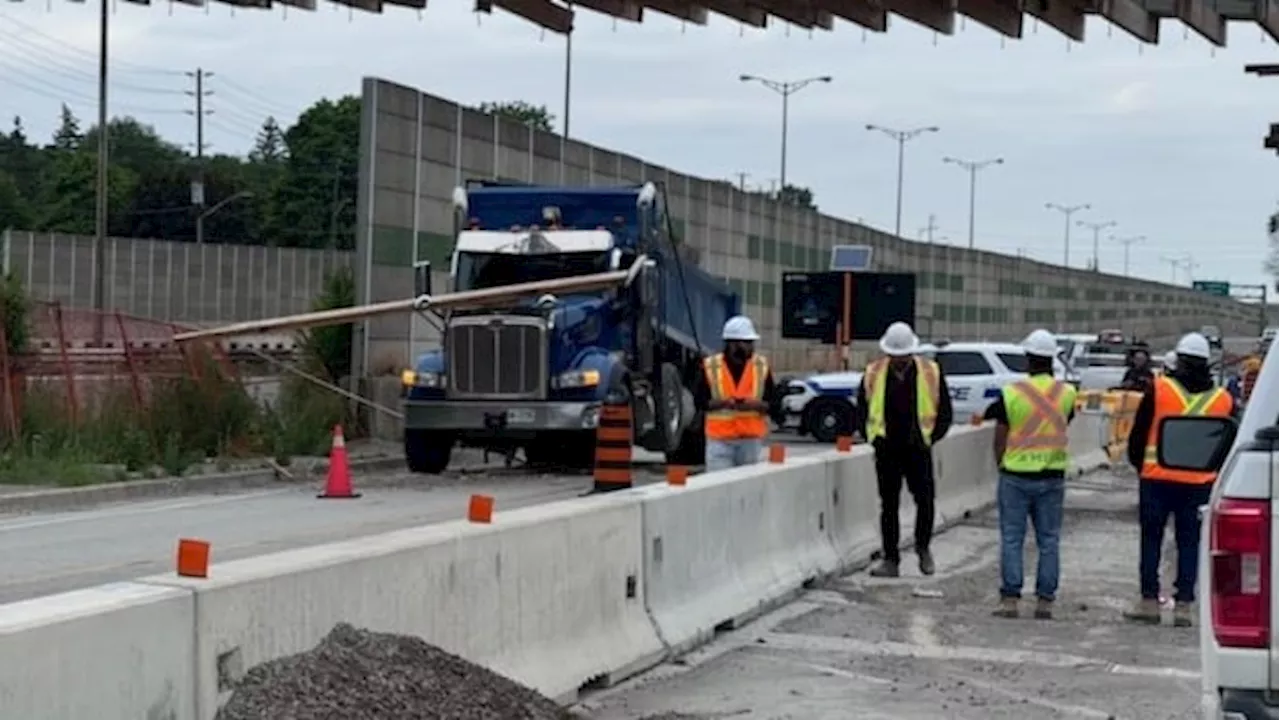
[{"xmin": 0, "ymin": 10, "xmax": 183, "ymax": 76}]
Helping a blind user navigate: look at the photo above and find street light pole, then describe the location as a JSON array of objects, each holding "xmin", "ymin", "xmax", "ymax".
[
  {"xmin": 942, "ymin": 156, "xmax": 1003, "ymax": 249},
  {"xmin": 739, "ymin": 74, "xmax": 833, "ymax": 193},
  {"xmin": 1076, "ymin": 219, "xmax": 1117, "ymax": 271},
  {"xmin": 563, "ymin": 3, "xmax": 573, "ymax": 140},
  {"xmin": 1110, "ymin": 234, "xmax": 1145, "ymax": 276},
  {"xmin": 196, "ymin": 191, "xmax": 254, "ymax": 245},
  {"xmin": 868, "ymin": 124, "xmax": 940, "ymax": 237},
  {"xmin": 1045, "ymin": 202, "xmax": 1091, "ymax": 268},
  {"xmin": 92, "ymin": 0, "xmax": 109, "ymax": 345}
]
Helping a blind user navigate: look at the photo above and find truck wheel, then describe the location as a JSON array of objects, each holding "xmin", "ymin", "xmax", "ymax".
[
  {"xmin": 651, "ymin": 362, "xmax": 686, "ymax": 453},
  {"xmin": 404, "ymin": 429, "xmax": 453, "ymax": 474},
  {"xmin": 805, "ymin": 397, "xmax": 854, "ymax": 445}
]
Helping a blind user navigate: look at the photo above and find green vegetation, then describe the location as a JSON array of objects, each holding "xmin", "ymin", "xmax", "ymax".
[
  {"xmin": 0, "ymin": 272, "xmax": 356, "ymax": 486},
  {"xmin": 474, "ymin": 101, "xmax": 555, "ymax": 133}
]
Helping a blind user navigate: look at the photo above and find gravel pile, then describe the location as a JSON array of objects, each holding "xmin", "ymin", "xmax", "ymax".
[{"xmin": 216, "ymin": 623, "xmax": 574, "ymax": 720}]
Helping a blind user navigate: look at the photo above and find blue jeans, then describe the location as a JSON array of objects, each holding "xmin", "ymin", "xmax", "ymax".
[
  {"xmin": 1139, "ymin": 480, "xmax": 1212, "ymax": 603},
  {"xmin": 998, "ymin": 473, "xmax": 1066, "ymax": 601},
  {"xmin": 705, "ymin": 439, "xmax": 763, "ymax": 472}
]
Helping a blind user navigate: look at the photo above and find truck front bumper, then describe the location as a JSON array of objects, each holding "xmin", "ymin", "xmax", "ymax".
[{"xmin": 403, "ymin": 399, "xmax": 601, "ymax": 435}]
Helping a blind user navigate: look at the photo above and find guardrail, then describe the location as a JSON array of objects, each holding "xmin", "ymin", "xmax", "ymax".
[{"xmin": 0, "ymin": 415, "xmax": 1112, "ymax": 720}]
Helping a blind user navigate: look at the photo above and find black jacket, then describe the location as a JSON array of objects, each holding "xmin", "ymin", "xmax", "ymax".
[
  {"xmin": 853, "ymin": 360, "xmax": 954, "ymax": 450},
  {"xmin": 1127, "ymin": 367, "xmax": 1238, "ymax": 471}
]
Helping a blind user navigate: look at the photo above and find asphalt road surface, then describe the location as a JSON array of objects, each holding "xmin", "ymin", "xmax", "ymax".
[
  {"xmin": 0, "ymin": 438, "xmax": 832, "ymax": 604},
  {"xmin": 577, "ymin": 467, "xmax": 1204, "ymax": 720}
]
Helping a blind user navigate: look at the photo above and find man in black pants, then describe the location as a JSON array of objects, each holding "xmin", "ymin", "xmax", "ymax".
[{"xmin": 853, "ymin": 322, "xmax": 954, "ymax": 578}]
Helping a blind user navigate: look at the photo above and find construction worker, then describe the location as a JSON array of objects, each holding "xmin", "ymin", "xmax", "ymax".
[
  {"xmin": 853, "ymin": 321, "xmax": 953, "ymax": 578},
  {"xmin": 1120, "ymin": 347, "xmax": 1155, "ymax": 392},
  {"xmin": 983, "ymin": 329, "xmax": 1077, "ymax": 620},
  {"xmin": 1124, "ymin": 332, "xmax": 1237, "ymax": 627},
  {"xmin": 695, "ymin": 315, "xmax": 779, "ymax": 472},
  {"xmin": 1162, "ymin": 350, "xmax": 1178, "ymax": 374},
  {"xmin": 1239, "ymin": 341, "xmax": 1264, "ymax": 403}
]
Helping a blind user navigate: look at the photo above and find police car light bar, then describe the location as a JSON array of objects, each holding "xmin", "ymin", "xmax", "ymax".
[{"xmin": 829, "ymin": 244, "xmax": 873, "ymax": 272}]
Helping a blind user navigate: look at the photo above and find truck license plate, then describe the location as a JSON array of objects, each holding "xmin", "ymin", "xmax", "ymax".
[{"xmin": 506, "ymin": 409, "xmax": 536, "ymax": 425}]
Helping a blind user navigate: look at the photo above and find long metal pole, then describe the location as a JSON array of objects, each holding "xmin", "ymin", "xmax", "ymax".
[
  {"xmin": 93, "ymin": 0, "xmax": 109, "ymax": 344},
  {"xmin": 779, "ymin": 89, "xmax": 789, "ymax": 190},
  {"xmin": 966, "ymin": 166, "xmax": 977, "ymax": 249},
  {"xmin": 563, "ymin": 4, "xmax": 572, "ymax": 139},
  {"xmin": 1062, "ymin": 213, "xmax": 1071, "ymax": 267},
  {"xmin": 894, "ymin": 136, "xmax": 905, "ymax": 237}
]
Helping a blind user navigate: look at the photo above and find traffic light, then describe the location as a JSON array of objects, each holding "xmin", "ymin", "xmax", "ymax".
[{"xmin": 1259, "ymin": 122, "xmax": 1280, "ymax": 153}]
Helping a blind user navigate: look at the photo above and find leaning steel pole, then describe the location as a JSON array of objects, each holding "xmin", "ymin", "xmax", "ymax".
[{"xmin": 92, "ymin": 0, "xmax": 109, "ymax": 345}]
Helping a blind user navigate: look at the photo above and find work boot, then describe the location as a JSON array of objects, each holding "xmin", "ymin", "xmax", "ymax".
[
  {"xmin": 1173, "ymin": 602, "xmax": 1194, "ymax": 628},
  {"xmin": 918, "ymin": 549, "xmax": 936, "ymax": 576},
  {"xmin": 1123, "ymin": 598, "xmax": 1162, "ymax": 625},
  {"xmin": 992, "ymin": 597, "xmax": 1018, "ymax": 618},
  {"xmin": 868, "ymin": 559, "xmax": 900, "ymax": 578},
  {"xmin": 1033, "ymin": 598, "xmax": 1054, "ymax": 620}
]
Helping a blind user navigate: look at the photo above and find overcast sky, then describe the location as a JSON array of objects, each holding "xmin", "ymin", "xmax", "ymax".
[{"xmin": 1, "ymin": 2, "xmax": 1276, "ymax": 287}]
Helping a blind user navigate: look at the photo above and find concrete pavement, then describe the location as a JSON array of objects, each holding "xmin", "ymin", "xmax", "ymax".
[
  {"xmin": 576, "ymin": 467, "xmax": 1203, "ymax": 720},
  {"xmin": 0, "ymin": 438, "xmax": 832, "ymax": 604}
]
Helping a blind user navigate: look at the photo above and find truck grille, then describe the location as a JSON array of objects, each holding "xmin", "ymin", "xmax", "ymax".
[{"xmin": 448, "ymin": 316, "xmax": 545, "ymax": 399}]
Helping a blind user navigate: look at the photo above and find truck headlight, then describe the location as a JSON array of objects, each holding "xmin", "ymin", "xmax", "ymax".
[
  {"xmin": 552, "ymin": 369, "xmax": 600, "ymax": 389},
  {"xmin": 401, "ymin": 369, "xmax": 445, "ymax": 389}
]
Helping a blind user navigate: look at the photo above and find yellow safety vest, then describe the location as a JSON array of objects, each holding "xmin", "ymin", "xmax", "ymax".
[
  {"xmin": 1001, "ymin": 374, "xmax": 1077, "ymax": 473},
  {"xmin": 863, "ymin": 357, "xmax": 940, "ymax": 446}
]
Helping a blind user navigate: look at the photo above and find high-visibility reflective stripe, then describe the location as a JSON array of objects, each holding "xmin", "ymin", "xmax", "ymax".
[
  {"xmin": 704, "ymin": 353, "xmax": 769, "ymax": 440},
  {"xmin": 1007, "ymin": 380, "xmax": 1069, "ymax": 450},
  {"xmin": 1140, "ymin": 376, "xmax": 1232, "ymax": 484},
  {"xmin": 864, "ymin": 357, "xmax": 940, "ymax": 446}
]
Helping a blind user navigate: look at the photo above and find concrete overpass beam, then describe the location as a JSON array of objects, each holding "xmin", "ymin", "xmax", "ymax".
[
  {"xmin": 645, "ymin": 0, "xmax": 712, "ymax": 23},
  {"xmin": 883, "ymin": 0, "xmax": 959, "ymax": 33},
  {"xmin": 749, "ymin": 0, "xmax": 835, "ymax": 26},
  {"xmin": 476, "ymin": 0, "xmax": 574, "ymax": 32},
  {"xmin": 1257, "ymin": 0, "xmax": 1278, "ymax": 39},
  {"xmin": 335, "ymin": 0, "xmax": 382, "ymax": 11},
  {"xmin": 1090, "ymin": 0, "xmax": 1159, "ymax": 41},
  {"xmin": 957, "ymin": 0, "xmax": 1024, "ymax": 37},
  {"xmin": 1175, "ymin": 0, "xmax": 1227, "ymax": 44},
  {"xmin": 576, "ymin": 0, "xmax": 644, "ymax": 21},
  {"xmin": 1027, "ymin": 0, "xmax": 1086, "ymax": 41},
  {"xmin": 816, "ymin": 0, "xmax": 889, "ymax": 29},
  {"xmin": 704, "ymin": 0, "xmax": 769, "ymax": 26}
]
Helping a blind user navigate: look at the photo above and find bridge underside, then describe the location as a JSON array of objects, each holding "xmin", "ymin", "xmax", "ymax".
[{"xmin": 473, "ymin": 0, "xmax": 1277, "ymax": 45}]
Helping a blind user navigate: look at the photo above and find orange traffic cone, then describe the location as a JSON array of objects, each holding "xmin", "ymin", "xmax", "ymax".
[{"xmin": 318, "ymin": 425, "xmax": 360, "ymax": 499}]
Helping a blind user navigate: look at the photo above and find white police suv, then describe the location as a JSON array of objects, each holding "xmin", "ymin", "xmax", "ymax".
[{"xmin": 784, "ymin": 341, "xmax": 1075, "ymax": 443}]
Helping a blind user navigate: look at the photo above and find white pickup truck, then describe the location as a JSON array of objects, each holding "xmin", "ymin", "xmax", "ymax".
[{"xmin": 1158, "ymin": 338, "xmax": 1277, "ymax": 720}]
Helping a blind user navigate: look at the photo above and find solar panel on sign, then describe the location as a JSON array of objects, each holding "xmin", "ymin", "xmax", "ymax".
[{"xmin": 829, "ymin": 245, "xmax": 873, "ymax": 272}]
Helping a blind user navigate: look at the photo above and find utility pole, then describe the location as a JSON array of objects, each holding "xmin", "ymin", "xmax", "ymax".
[
  {"xmin": 1110, "ymin": 234, "xmax": 1145, "ymax": 276},
  {"xmin": 92, "ymin": 0, "xmax": 109, "ymax": 345},
  {"xmin": 563, "ymin": 4, "xmax": 573, "ymax": 140},
  {"xmin": 733, "ymin": 172, "xmax": 750, "ymax": 192},
  {"xmin": 1160, "ymin": 255, "xmax": 1182, "ymax": 283},
  {"xmin": 868, "ymin": 124, "xmax": 940, "ymax": 237},
  {"xmin": 1076, "ymin": 219, "xmax": 1116, "ymax": 271},
  {"xmin": 942, "ymin": 156, "xmax": 1002, "ymax": 249},
  {"xmin": 739, "ymin": 74, "xmax": 833, "ymax": 192},
  {"xmin": 920, "ymin": 213, "xmax": 940, "ymax": 244},
  {"xmin": 185, "ymin": 69, "xmax": 213, "ymax": 217}
]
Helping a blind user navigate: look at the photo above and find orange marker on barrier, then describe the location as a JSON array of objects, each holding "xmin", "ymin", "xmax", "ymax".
[
  {"xmin": 835, "ymin": 435, "xmax": 853, "ymax": 452},
  {"xmin": 970, "ymin": 413, "xmax": 983, "ymax": 426},
  {"xmin": 176, "ymin": 538, "xmax": 210, "ymax": 578},
  {"xmin": 468, "ymin": 494, "xmax": 494, "ymax": 524},
  {"xmin": 768, "ymin": 444, "xmax": 786, "ymax": 464},
  {"xmin": 666, "ymin": 465, "xmax": 689, "ymax": 486}
]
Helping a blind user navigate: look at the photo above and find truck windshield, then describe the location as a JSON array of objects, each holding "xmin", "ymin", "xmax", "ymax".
[{"xmin": 455, "ymin": 251, "xmax": 611, "ymax": 292}]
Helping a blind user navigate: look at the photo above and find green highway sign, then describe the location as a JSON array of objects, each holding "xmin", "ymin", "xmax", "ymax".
[{"xmin": 1193, "ymin": 281, "xmax": 1231, "ymax": 297}]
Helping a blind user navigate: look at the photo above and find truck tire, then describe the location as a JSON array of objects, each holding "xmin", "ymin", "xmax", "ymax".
[
  {"xmin": 650, "ymin": 362, "xmax": 686, "ymax": 453},
  {"xmin": 404, "ymin": 429, "xmax": 453, "ymax": 474},
  {"xmin": 805, "ymin": 397, "xmax": 854, "ymax": 445}
]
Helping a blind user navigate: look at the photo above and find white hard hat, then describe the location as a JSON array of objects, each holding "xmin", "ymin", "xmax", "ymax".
[
  {"xmin": 879, "ymin": 321, "xmax": 919, "ymax": 357},
  {"xmin": 1021, "ymin": 329, "xmax": 1059, "ymax": 358},
  {"xmin": 722, "ymin": 315, "xmax": 760, "ymax": 341},
  {"xmin": 1163, "ymin": 350, "xmax": 1178, "ymax": 370},
  {"xmin": 1175, "ymin": 332, "xmax": 1211, "ymax": 360}
]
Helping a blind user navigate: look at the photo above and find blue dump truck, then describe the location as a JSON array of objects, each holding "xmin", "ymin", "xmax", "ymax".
[{"xmin": 400, "ymin": 181, "xmax": 740, "ymax": 473}]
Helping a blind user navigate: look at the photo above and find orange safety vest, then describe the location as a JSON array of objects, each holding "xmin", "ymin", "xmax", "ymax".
[
  {"xmin": 1141, "ymin": 375, "xmax": 1233, "ymax": 484},
  {"xmin": 703, "ymin": 353, "xmax": 770, "ymax": 441}
]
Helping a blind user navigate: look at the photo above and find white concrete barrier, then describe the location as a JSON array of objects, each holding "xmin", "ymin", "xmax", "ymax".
[
  {"xmin": 1068, "ymin": 412, "xmax": 1112, "ymax": 475},
  {"xmin": 637, "ymin": 454, "xmax": 840, "ymax": 654},
  {"xmin": 0, "ymin": 582, "xmax": 196, "ymax": 720},
  {"xmin": 144, "ymin": 492, "xmax": 663, "ymax": 717},
  {"xmin": 0, "ymin": 419, "xmax": 1115, "ymax": 719}
]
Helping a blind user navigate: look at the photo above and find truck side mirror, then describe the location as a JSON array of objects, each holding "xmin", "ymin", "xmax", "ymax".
[{"xmin": 414, "ymin": 261, "xmax": 433, "ymax": 297}]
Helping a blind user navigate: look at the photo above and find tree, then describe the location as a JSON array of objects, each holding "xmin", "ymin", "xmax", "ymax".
[
  {"xmin": 264, "ymin": 96, "xmax": 361, "ymax": 249},
  {"xmin": 776, "ymin": 184, "xmax": 815, "ymax": 209},
  {"xmin": 249, "ymin": 118, "xmax": 286, "ymax": 165},
  {"xmin": 51, "ymin": 105, "xmax": 82, "ymax": 152},
  {"xmin": 475, "ymin": 101, "xmax": 555, "ymax": 133}
]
